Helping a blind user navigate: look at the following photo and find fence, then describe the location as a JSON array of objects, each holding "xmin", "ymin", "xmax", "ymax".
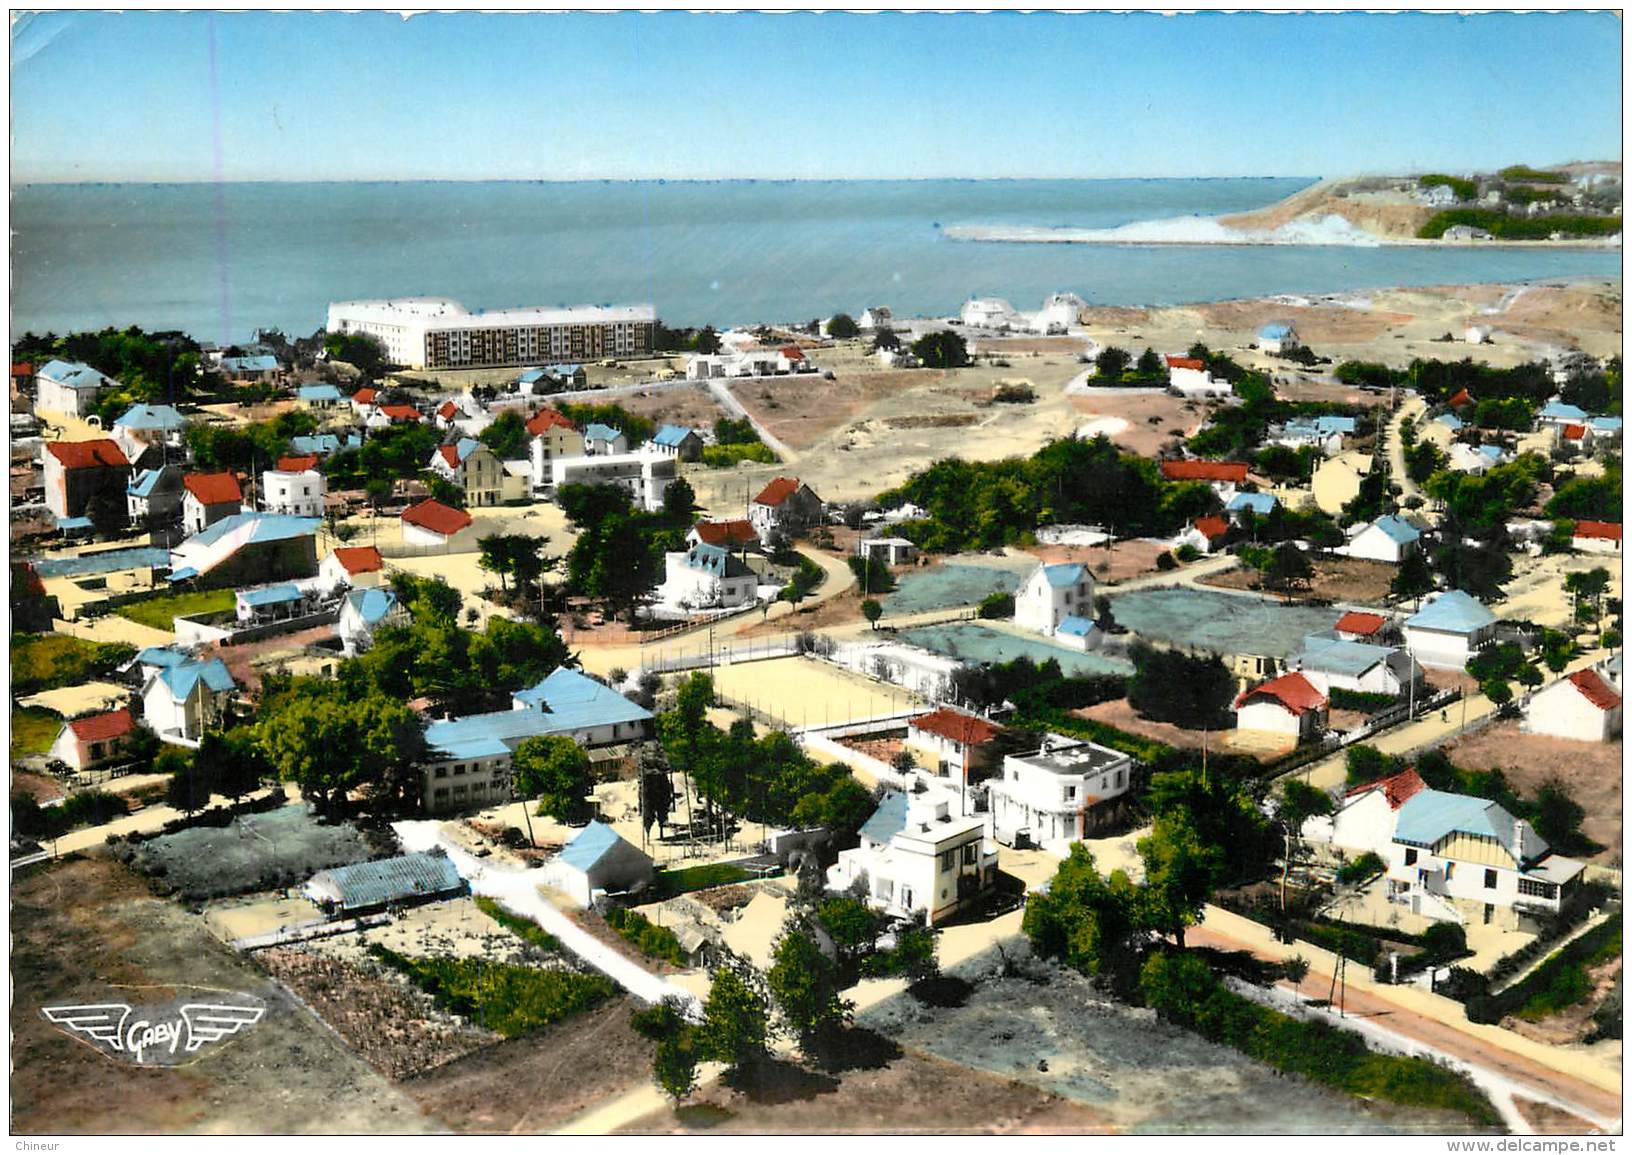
[{"xmin": 639, "ymin": 634, "xmax": 803, "ymax": 675}]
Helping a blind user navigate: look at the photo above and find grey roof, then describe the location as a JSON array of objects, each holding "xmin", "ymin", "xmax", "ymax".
[
  {"xmin": 859, "ymin": 791, "xmax": 909, "ymax": 844},
  {"xmin": 308, "ymin": 852, "xmax": 464, "ymax": 910},
  {"xmin": 1405, "ymin": 589, "xmax": 1495, "ymax": 634},
  {"xmin": 684, "ymin": 542, "xmax": 752, "ymax": 578},
  {"xmin": 1292, "ymin": 634, "xmax": 1396, "ymax": 678},
  {"xmin": 558, "ymin": 820, "xmax": 645, "ymax": 872}
]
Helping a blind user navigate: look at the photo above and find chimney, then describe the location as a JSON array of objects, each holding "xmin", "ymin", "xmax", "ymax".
[{"xmin": 1513, "ymin": 817, "xmax": 1527, "ymax": 861}]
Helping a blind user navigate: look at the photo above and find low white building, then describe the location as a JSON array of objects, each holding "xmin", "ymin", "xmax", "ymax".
[
  {"xmin": 1013, "ymin": 561, "xmax": 1095, "ymax": 638},
  {"xmin": 141, "ymin": 656, "xmax": 236, "ymax": 746},
  {"xmin": 48, "ymin": 707, "xmax": 138, "ymax": 774},
  {"xmin": 549, "ymin": 451, "xmax": 676, "ymax": 512},
  {"xmin": 960, "ymin": 298, "xmax": 1019, "ymax": 329},
  {"xmin": 1031, "ymin": 292, "xmax": 1087, "ymax": 334},
  {"xmin": 987, "ymin": 734, "xmax": 1133, "ymax": 847},
  {"xmin": 825, "ymin": 791, "xmax": 997, "ymax": 926},
  {"xmin": 319, "ymin": 544, "xmax": 386, "ymax": 591},
  {"xmin": 1339, "ymin": 514, "xmax": 1422, "ymax": 564},
  {"xmin": 1303, "ymin": 767, "xmax": 1427, "ymax": 858},
  {"xmin": 539, "ymin": 821, "xmax": 656, "ymax": 908},
  {"xmin": 337, "ymin": 587, "xmax": 405, "ymax": 656},
  {"xmin": 1571, "ymin": 520, "xmax": 1622, "ymax": 555},
  {"xmin": 1165, "ymin": 356, "xmax": 1232, "ymax": 399},
  {"xmin": 833, "ymin": 640, "xmax": 965, "ymax": 703},
  {"xmin": 400, "ymin": 498, "xmax": 477, "ymax": 549},
  {"xmin": 856, "ymin": 537, "xmax": 918, "ymax": 567},
  {"xmin": 1401, "ymin": 590, "xmax": 1497, "ymax": 670},
  {"xmin": 657, "ymin": 542, "xmax": 760, "ymax": 611},
  {"xmin": 1232, "ymin": 671, "xmax": 1329, "ymax": 741},
  {"xmin": 1522, "ymin": 666, "xmax": 1622, "ymax": 743},
  {"xmin": 1286, "ymin": 633, "xmax": 1423, "ymax": 697},
  {"xmin": 261, "ymin": 459, "xmax": 326, "ymax": 518}
]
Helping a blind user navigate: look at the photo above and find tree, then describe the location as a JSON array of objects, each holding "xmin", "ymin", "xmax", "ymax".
[
  {"xmin": 910, "ymin": 329, "xmax": 969, "ymax": 370},
  {"xmin": 694, "ymin": 325, "xmax": 722, "ymax": 355},
  {"xmin": 1390, "ymin": 549, "xmax": 1436, "ymax": 604},
  {"xmin": 1139, "ymin": 949, "xmax": 1221, "ymax": 1027},
  {"xmin": 165, "ymin": 759, "xmax": 216, "ymax": 816},
  {"xmin": 1095, "ymin": 346, "xmax": 1131, "ymax": 378},
  {"xmin": 323, "ymin": 331, "xmax": 388, "ymax": 378},
  {"xmin": 640, "ymin": 762, "xmax": 676, "ymax": 838},
  {"xmin": 662, "ymin": 477, "xmax": 696, "ymax": 521},
  {"xmin": 1022, "ymin": 845, "xmax": 1143, "ymax": 990},
  {"xmin": 816, "ymin": 896, "xmax": 879, "ymax": 975},
  {"xmin": 1263, "ymin": 542, "xmax": 1313, "ymax": 591},
  {"xmin": 478, "ymin": 409, "xmax": 529, "ymax": 460},
  {"xmin": 827, "ymin": 314, "xmax": 860, "ymax": 340},
  {"xmin": 630, "ymin": 997, "xmax": 700, "ymax": 1101},
  {"xmin": 861, "ymin": 598, "xmax": 883, "ymax": 630},
  {"xmin": 1126, "ymin": 643, "xmax": 1235, "ymax": 729},
  {"xmin": 766, "ymin": 919, "xmax": 851, "ymax": 1060},
  {"xmin": 1275, "ymin": 779, "xmax": 1333, "ymax": 910},
  {"xmin": 699, "ymin": 960, "xmax": 772, "ymax": 1076},
  {"xmin": 1136, "ymin": 813, "xmax": 1225, "ymax": 949},
  {"xmin": 197, "ymin": 729, "xmax": 268, "ymax": 803},
  {"xmin": 1136, "ymin": 347, "xmax": 1167, "ymax": 379},
  {"xmin": 258, "ymin": 683, "xmax": 427, "ymax": 818},
  {"xmin": 870, "ymin": 326, "xmax": 901, "ymax": 352},
  {"xmin": 512, "ymin": 735, "xmax": 593, "ymax": 823}
]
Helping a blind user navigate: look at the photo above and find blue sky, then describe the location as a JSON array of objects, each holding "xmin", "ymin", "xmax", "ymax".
[{"xmin": 10, "ymin": 10, "xmax": 1622, "ymax": 182}]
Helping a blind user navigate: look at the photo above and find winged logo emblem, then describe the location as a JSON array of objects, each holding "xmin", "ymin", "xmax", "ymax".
[{"xmin": 42, "ymin": 995, "xmax": 266, "ymax": 1065}]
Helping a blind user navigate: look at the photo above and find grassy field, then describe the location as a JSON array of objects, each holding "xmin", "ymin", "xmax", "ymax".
[
  {"xmin": 11, "ymin": 705, "xmax": 61, "ymax": 759},
  {"xmin": 11, "ymin": 633, "xmax": 136, "ymax": 694},
  {"xmin": 115, "ymin": 587, "xmax": 236, "ymax": 630}
]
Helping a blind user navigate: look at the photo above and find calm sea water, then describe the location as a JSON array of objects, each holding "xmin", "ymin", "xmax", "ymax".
[{"xmin": 10, "ymin": 179, "xmax": 1621, "ymax": 345}]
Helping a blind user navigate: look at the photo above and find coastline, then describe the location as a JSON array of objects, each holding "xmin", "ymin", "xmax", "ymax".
[{"xmin": 943, "ymin": 222, "xmax": 1622, "ymax": 251}]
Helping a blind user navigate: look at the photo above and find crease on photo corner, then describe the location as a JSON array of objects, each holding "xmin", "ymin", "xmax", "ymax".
[{"xmin": 11, "ymin": 11, "xmax": 70, "ymax": 68}]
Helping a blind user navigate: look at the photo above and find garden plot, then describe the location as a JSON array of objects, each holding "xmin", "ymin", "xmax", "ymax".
[
  {"xmin": 128, "ymin": 803, "xmax": 374, "ymax": 901},
  {"xmin": 1106, "ymin": 587, "xmax": 1342, "ymax": 657}
]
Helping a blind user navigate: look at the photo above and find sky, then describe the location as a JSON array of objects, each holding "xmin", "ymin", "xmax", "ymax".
[{"xmin": 9, "ymin": 10, "xmax": 1623, "ymax": 183}]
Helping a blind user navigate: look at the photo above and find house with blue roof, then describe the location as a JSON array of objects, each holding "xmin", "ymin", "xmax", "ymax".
[
  {"xmin": 648, "ymin": 424, "xmax": 704, "ymax": 462},
  {"xmin": 338, "ymin": 587, "xmax": 404, "ymax": 655},
  {"xmin": 1014, "ymin": 561, "xmax": 1095, "ymax": 640},
  {"xmin": 1287, "ymin": 632, "xmax": 1422, "ymax": 696},
  {"xmin": 1273, "ymin": 415, "xmax": 1354, "ymax": 456},
  {"xmin": 296, "ymin": 383, "xmax": 344, "ymax": 409},
  {"xmin": 126, "ymin": 464, "xmax": 185, "ymax": 526},
  {"xmin": 141, "ymin": 655, "xmax": 236, "ymax": 745},
  {"xmin": 234, "ymin": 583, "xmax": 317, "ymax": 625},
  {"xmin": 1385, "ymin": 788, "xmax": 1584, "ymax": 928},
  {"xmin": 825, "ymin": 789, "xmax": 996, "ymax": 925},
  {"xmin": 290, "ymin": 433, "xmax": 361, "ymax": 457},
  {"xmin": 169, "ymin": 511, "xmax": 321, "ymax": 588},
  {"xmin": 1402, "ymin": 589, "xmax": 1497, "ymax": 669},
  {"xmin": 1226, "ymin": 491, "xmax": 1279, "ymax": 520},
  {"xmin": 420, "ymin": 668, "xmax": 655, "ymax": 814},
  {"xmin": 219, "ymin": 354, "xmax": 281, "ymax": 380},
  {"xmin": 1342, "ymin": 513, "xmax": 1423, "ymax": 564},
  {"xmin": 36, "ymin": 359, "xmax": 120, "ymax": 417},
  {"xmin": 1256, "ymin": 322, "xmax": 1298, "ymax": 354},
  {"xmin": 581, "ymin": 423, "xmax": 627, "ymax": 456},
  {"xmin": 659, "ymin": 541, "xmax": 759, "ymax": 611},
  {"xmin": 539, "ymin": 821, "xmax": 655, "ymax": 908},
  {"xmin": 111, "ymin": 403, "xmax": 188, "ymax": 465},
  {"xmin": 1538, "ymin": 399, "xmax": 1590, "ymax": 427},
  {"xmin": 517, "ymin": 364, "xmax": 586, "ymax": 393}
]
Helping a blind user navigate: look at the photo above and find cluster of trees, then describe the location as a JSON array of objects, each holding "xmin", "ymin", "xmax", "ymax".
[
  {"xmin": 1335, "ymin": 357, "xmax": 1558, "ymax": 409},
  {"xmin": 1547, "ymin": 459, "xmax": 1622, "ymax": 522},
  {"xmin": 1126, "ymin": 644, "xmax": 1235, "ymax": 729},
  {"xmin": 1236, "ymin": 541, "xmax": 1316, "ymax": 591},
  {"xmin": 185, "ymin": 409, "xmax": 320, "ymax": 472},
  {"xmin": 15, "ymin": 326, "xmax": 217, "ymax": 424},
  {"xmin": 1418, "ymin": 208, "xmax": 1622, "ymax": 241},
  {"xmin": 658, "ymin": 674, "xmax": 875, "ymax": 838},
  {"xmin": 1187, "ymin": 371, "xmax": 1368, "ymax": 461},
  {"xmin": 322, "ymin": 332, "xmax": 388, "ymax": 379},
  {"xmin": 911, "ymin": 330, "xmax": 969, "ymax": 370},
  {"xmin": 878, "ymin": 434, "xmax": 1212, "ymax": 553},
  {"xmin": 1254, "ymin": 442, "xmax": 1321, "ymax": 483},
  {"xmin": 477, "ymin": 410, "xmax": 530, "ymax": 460},
  {"xmin": 704, "ymin": 416, "xmax": 776, "ymax": 468},
  {"xmin": 1558, "ymin": 357, "xmax": 1620, "ymax": 414},
  {"xmin": 655, "ymin": 323, "xmax": 722, "ymax": 354},
  {"xmin": 1093, "ymin": 345, "xmax": 1170, "ymax": 386},
  {"xmin": 1423, "ymin": 453, "xmax": 1545, "ymax": 528},
  {"xmin": 950, "ymin": 653, "xmax": 1124, "ymax": 717},
  {"xmin": 476, "ymin": 532, "xmax": 555, "ymax": 606},
  {"xmin": 1419, "ymin": 173, "xmax": 1479, "ymax": 201},
  {"xmin": 559, "ymin": 481, "xmax": 694, "ymax": 618},
  {"xmin": 1465, "ymin": 641, "xmax": 1545, "ymax": 708},
  {"xmin": 556, "ymin": 401, "xmax": 657, "ymax": 446},
  {"xmin": 164, "ymin": 729, "xmax": 272, "ymax": 815},
  {"xmin": 1563, "ymin": 566, "xmax": 1615, "ymax": 628},
  {"xmin": 324, "ymin": 422, "xmax": 442, "ymax": 490},
  {"xmin": 826, "ymin": 314, "xmax": 861, "ymax": 340}
]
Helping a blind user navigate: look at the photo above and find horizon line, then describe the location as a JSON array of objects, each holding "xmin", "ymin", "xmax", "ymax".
[{"xmin": 13, "ymin": 173, "xmax": 1330, "ymax": 188}]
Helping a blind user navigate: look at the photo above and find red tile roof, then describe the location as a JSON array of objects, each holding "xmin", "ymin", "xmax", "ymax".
[
  {"xmin": 184, "ymin": 471, "xmax": 242, "ymax": 506},
  {"xmin": 1344, "ymin": 766, "xmax": 1426, "ymax": 810},
  {"xmin": 1448, "ymin": 388, "xmax": 1473, "ymax": 408},
  {"xmin": 1165, "ymin": 356, "xmax": 1206, "ymax": 371},
  {"xmin": 692, "ymin": 519, "xmax": 758, "ymax": 548},
  {"xmin": 754, "ymin": 476, "xmax": 803, "ymax": 507},
  {"xmin": 45, "ymin": 439, "xmax": 129, "ymax": 470},
  {"xmin": 330, "ymin": 545, "xmax": 384, "ymax": 575},
  {"xmin": 380, "ymin": 404, "xmax": 422, "ymax": 422},
  {"xmin": 436, "ymin": 444, "xmax": 460, "ymax": 468},
  {"xmin": 1562, "ymin": 423, "xmax": 1588, "ymax": 440},
  {"xmin": 12, "ymin": 362, "xmax": 34, "ymax": 376},
  {"xmin": 352, "ymin": 387, "xmax": 378, "ymax": 405},
  {"xmin": 1335, "ymin": 611, "xmax": 1388, "ymax": 636},
  {"xmin": 1161, "ymin": 460, "xmax": 1250, "ymax": 483},
  {"xmin": 401, "ymin": 498, "xmax": 473, "ymax": 537},
  {"xmin": 1567, "ymin": 669, "xmax": 1622, "ymax": 712},
  {"xmin": 275, "ymin": 454, "xmax": 319, "ymax": 473},
  {"xmin": 911, "ymin": 707, "xmax": 1002, "ymax": 746},
  {"xmin": 1573, "ymin": 519, "xmax": 1622, "ymax": 541},
  {"xmin": 66, "ymin": 707, "xmax": 135, "ymax": 744},
  {"xmin": 1193, "ymin": 514, "xmax": 1230, "ymax": 541},
  {"xmin": 437, "ymin": 400, "xmax": 460, "ymax": 419},
  {"xmin": 1234, "ymin": 671, "xmax": 1328, "ymax": 715},
  {"xmin": 526, "ymin": 408, "xmax": 577, "ymax": 436},
  {"xmin": 780, "ymin": 346, "xmax": 806, "ymax": 360}
]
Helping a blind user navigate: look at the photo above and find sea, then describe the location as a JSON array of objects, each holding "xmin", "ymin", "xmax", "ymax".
[{"xmin": 10, "ymin": 178, "xmax": 1621, "ymax": 346}]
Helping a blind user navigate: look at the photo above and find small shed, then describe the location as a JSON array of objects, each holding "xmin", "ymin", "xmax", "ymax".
[
  {"xmin": 540, "ymin": 820, "xmax": 654, "ymax": 908},
  {"xmin": 303, "ymin": 851, "xmax": 466, "ymax": 916}
]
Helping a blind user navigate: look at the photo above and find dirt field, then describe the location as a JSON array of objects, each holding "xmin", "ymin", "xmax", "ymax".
[
  {"xmin": 602, "ymin": 382, "xmax": 731, "ymax": 431},
  {"xmin": 1076, "ymin": 698, "xmax": 1227, "ymax": 754},
  {"xmin": 403, "ymin": 996, "xmax": 655, "ymax": 1133},
  {"xmin": 10, "ymin": 855, "xmax": 432, "ymax": 1134},
  {"xmin": 1442, "ymin": 720, "xmax": 1623, "ymax": 862},
  {"xmin": 735, "ymin": 367, "xmax": 950, "ymax": 450},
  {"xmin": 622, "ymin": 1041, "xmax": 1109, "ymax": 1134},
  {"xmin": 1022, "ymin": 538, "xmax": 1171, "ymax": 585},
  {"xmin": 1065, "ymin": 389, "xmax": 1207, "ymax": 457},
  {"xmin": 1200, "ymin": 555, "xmax": 1399, "ymax": 606}
]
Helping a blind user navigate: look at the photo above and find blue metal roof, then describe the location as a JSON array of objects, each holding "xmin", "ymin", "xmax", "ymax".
[
  {"xmin": 156, "ymin": 657, "xmax": 236, "ymax": 701},
  {"xmin": 137, "ymin": 646, "xmax": 189, "ymax": 669},
  {"xmin": 1293, "ymin": 634, "xmax": 1394, "ymax": 678},
  {"xmin": 297, "ymin": 384, "xmax": 343, "ymax": 402},
  {"xmin": 453, "ymin": 437, "xmax": 483, "ymax": 462},
  {"xmin": 1369, "ymin": 514, "xmax": 1421, "ymax": 545},
  {"xmin": 1477, "ymin": 444, "xmax": 1503, "ymax": 461},
  {"xmin": 1057, "ymin": 615, "xmax": 1097, "ymax": 638},
  {"xmin": 1589, "ymin": 416, "xmax": 1622, "ymax": 433},
  {"xmin": 221, "ymin": 355, "xmax": 280, "ymax": 373},
  {"xmin": 652, "ymin": 425, "xmax": 697, "ymax": 447},
  {"xmin": 1392, "ymin": 789, "xmax": 1546, "ymax": 862},
  {"xmin": 1316, "ymin": 415, "xmax": 1357, "ymax": 435},
  {"xmin": 56, "ymin": 516, "xmax": 93, "ymax": 531},
  {"xmin": 184, "ymin": 511, "xmax": 320, "ymax": 550},
  {"xmin": 1258, "ymin": 323, "xmax": 1293, "ymax": 339},
  {"xmin": 512, "ymin": 667, "xmax": 655, "ymax": 728},
  {"xmin": 39, "ymin": 359, "xmax": 116, "ymax": 391},
  {"xmin": 1227, "ymin": 492, "xmax": 1278, "ymax": 515},
  {"xmin": 1042, "ymin": 563, "xmax": 1087, "ymax": 588},
  {"xmin": 859, "ymin": 791, "xmax": 909, "ymax": 844},
  {"xmin": 128, "ymin": 468, "xmax": 171, "ymax": 498},
  {"xmin": 1405, "ymin": 589, "xmax": 1495, "ymax": 634},
  {"xmin": 290, "ymin": 433, "xmax": 357, "ymax": 456},
  {"xmin": 1540, "ymin": 400, "xmax": 1589, "ymax": 422},
  {"xmin": 558, "ymin": 821, "xmax": 639, "ymax": 872},
  {"xmin": 309, "ymin": 852, "xmax": 464, "ymax": 911},
  {"xmin": 583, "ymin": 423, "xmax": 622, "ymax": 443},
  {"xmin": 238, "ymin": 583, "xmax": 302, "ymax": 608},
  {"xmin": 1434, "ymin": 413, "xmax": 1464, "ymax": 431},
  {"xmin": 345, "ymin": 587, "xmax": 398, "ymax": 625},
  {"xmin": 167, "ymin": 566, "xmax": 199, "ymax": 582},
  {"xmin": 518, "ymin": 368, "xmax": 547, "ymax": 384},
  {"xmin": 114, "ymin": 403, "xmax": 187, "ymax": 431}
]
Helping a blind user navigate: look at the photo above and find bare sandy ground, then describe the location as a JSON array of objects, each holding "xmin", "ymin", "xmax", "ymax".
[{"xmin": 708, "ymin": 654, "xmax": 922, "ymax": 729}]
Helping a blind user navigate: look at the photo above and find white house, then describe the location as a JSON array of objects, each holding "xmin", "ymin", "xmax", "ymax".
[
  {"xmin": 297, "ymin": 384, "xmax": 345, "ymax": 411},
  {"xmin": 337, "ymin": 587, "xmax": 406, "ymax": 656},
  {"xmin": 986, "ymin": 734, "xmax": 1133, "ymax": 847},
  {"xmin": 1522, "ymin": 666, "xmax": 1622, "ymax": 743},
  {"xmin": 1303, "ymin": 767, "xmax": 1428, "ymax": 858},
  {"xmin": 429, "ymin": 437, "xmax": 504, "ymax": 508},
  {"xmin": 126, "ymin": 465, "xmax": 185, "ymax": 526},
  {"xmin": 748, "ymin": 476, "xmax": 824, "ymax": 544},
  {"xmin": 904, "ymin": 708, "xmax": 1004, "ymax": 792},
  {"xmin": 181, "ymin": 472, "xmax": 243, "ymax": 536},
  {"xmin": 1232, "ymin": 671, "xmax": 1329, "ymax": 741},
  {"xmin": 526, "ymin": 408, "xmax": 581, "ymax": 487},
  {"xmin": 35, "ymin": 359, "xmax": 119, "ymax": 417},
  {"xmin": 320, "ymin": 544, "xmax": 386, "ymax": 590},
  {"xmin": 960, "ymin": 298, "xmax": 1018, "ymax": 329},
  {"xmin": 648, "ymin": 425, "xmax": 704, "ymax": 461},
  {"xmin": 1286, "ymin": 633, "xmax": 1423, "ymax": 697},
  {"xmin": 1401, "ymin": 590, "xmax": 1497, "ymax": 670},
  {"xmin": 657, "ymin": 542, "xmax": 760, "ymax": 611},
  {"xmin": 110, "ymin": 403, "xmax": 188, "ymax": 466},
  {"xmin": 1340, "ymin": 514, "xmax": 1423, "ymax": 564},
  {"xmin": 1257, "ymin": 322, "xmax": 1298, "ymax": 354},
  {"xmin": 539, "ymin": 821, "xmax": 656, "ymax": 908},
  {"xmin": 582, "ymin": 423, "xmax": 627, "ymax": 456},
  {"xmin": 1571, "ymin": 520, "xmax": 1622, "ymax": 555},
  {"xmin": 858, "ymin": 306, "xmax": 893, "ymax": 331},
  {"xmin": 549, "ymin": 452, "xmax": 676, "ymax": 512},
  {"xmin": 141, "ymin": 656, "xmax": 236, "ymax": 746},
  {"xmin": 1031, "ymin": 292, "xmax": 1088, "ymax": 334},
  {"xmin": 261, "ymin": 456, "xmax": 326, "ymax": 518},
  {"xmin": 400, "ymin": 498, "xmax": 477, "ymax": 549},
  {"xmin": 856, "ymin": 537, "xmax": 919, "ymax": 567},
  {"xmin": 1165, "ymin": 356, "xmax": 1231, "ymax": 398},
  {"xmin": 48, "ymin": 707, "xmax": 138, "ymax": 774},
  {"xmin": 1177, "ymin": 514, "xmax": 1232, "ymax": 555},
  {"xmin": 1333, "ymin": 610, "xmax": 1398, "ymax": 645},
  {"xmin": 1013, "ymin": 562, "xmax": 1095, "ymax": 637},
  {"xmin": 825, "ymin": 791, "xmax": 997, "ymax": 926}
]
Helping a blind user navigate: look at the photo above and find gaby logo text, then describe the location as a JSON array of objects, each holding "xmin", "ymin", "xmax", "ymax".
[{"xmin": 42, "ymin": 997, "xmax": 266, "ymax": 1065}]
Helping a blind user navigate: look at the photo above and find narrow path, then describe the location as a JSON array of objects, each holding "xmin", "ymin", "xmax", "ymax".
[
  {"xmin": 1385, "ymin": 391, "xmax": 1429, "ymax": 508},
  {"xmin": 704, "ymin": 376, "xmax": 797, "ymax": 463}
]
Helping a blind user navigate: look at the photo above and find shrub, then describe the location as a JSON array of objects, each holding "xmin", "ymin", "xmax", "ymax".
[
  {"xmin": 368, "ymin": 945, "xmax": 613, "ymax": 1037},
  {"xmin": 1335, "ymin": 852, "xmax": 1384, "ymax": 885},
  {"xmin": 476, "ymin": 896, "xmax": 562, "ymax": 954},
  {"xmin": 1155, "ymin": 551, "xmax": 1178, "ymax": 571},
  {"xmin": 604, "ymin": 906, "xmax": 686, "ymax": 965},
  {"xmin": 1174, "ymin": 543, "xmax": 1200, "ymax": 563},
  {"xmin": 977, "ymin": 591, "xmax": 1015, "ymax": 619}
]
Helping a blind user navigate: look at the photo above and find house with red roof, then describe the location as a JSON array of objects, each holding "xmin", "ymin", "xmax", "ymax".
[
  {"xmin": 1334, "ymin": 610, "xmax": 1397, "ymax": 644},
  {"xmin": 1164, "ymin": 355, "xmax": 1230, "ymax": 398},
  {"xmin": 42, "ymin": 438, "xmax": 132, "ymax": 521},
  {"xmin": 1523, "ymin": 664, "xmax": 1623, "ymax": 742},
  {"xmin": 320, "ymin": 544, "xmax": 387, "ymax": 590},
  {"xmin": 525, "ymin": 408, "xmax": 583, "ymax": 488},
  {"xmin": 428, "ymin": 438, "xmax": 504, "ymax": 507},
  {"xmin": 1571, "ymin": 519, "xmax": 1622, "ymax": 556},
  {"xmin": 401, "ymin": 498, "xmax": 476, "ymax": 549},
  {"xmin": 1303, "ymin": 767, "xmax": 1428, "ymax": 858},
  {"xmin": 1233, "ymin": 670, "xmax": 1329, "ymax": 741},
  {"xmin": 48, "ymin": 707, "xmax": 138, "ymax": 774},
  {"xmin": 687, "ymin": 518, "xmax": 760, "ymax": 553},
  {"xmin": 261, "ymin": 455, "xmax": 326, "ymax": 518},
  {"xmin": 748, "ymin": 476, "xmax": 824, "ymax": 544},
  {"xmin": 350, "ymin": 387, "xmax": 380, "ymax": 415},
  {"xmin": 1178, "ymin": 513, "xmax": 1232, "ymax": 555},
  {"xmin": 182, "ymin": 471, "xmax": 244, "ymax": 535},
  {"xmin": 1160, "ymin": 459, "xmax": 1251, "ymax": 497},
  {"xmin": 370, "ymin": 403, "xmax": 425, "ymax": 429},
  {"xmin": 906, "ymin": 708, "xmax": 1005, "ymax": 788}
]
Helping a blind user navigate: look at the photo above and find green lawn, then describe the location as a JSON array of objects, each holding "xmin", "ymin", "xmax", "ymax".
[
  {"xmin": 11, "ymin": 633, "xmax": 136, "ymax": 694},
  {"xmin": 115, "ymin": 588, "xmax": 236, "ymax": 630},
  {"xmin": 368, "ymin": 945, "xmax": 614, "ymax": 1037},
  {"xmin": 10, "ymin": 706, "xmax": 61, "ymax": 760},
  {"xmin": 1514, "ymin": 918, "xmax": 1624, "ymax": 1022},
  {"xmin": 653, "ymin": 862, "xmax": 752, "ymax": 896}
]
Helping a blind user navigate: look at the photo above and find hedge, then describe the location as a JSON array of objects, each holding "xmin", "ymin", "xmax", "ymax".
[
  {"xmin": 476, "ymin": 896, "xmax": 563, "ymax": 954},
  {"xmin": 604, "ymin": 906, "xmax": 686, "ymax": 964},
  {"xmin": 368, "ymin": 945, "xmax": 614, "ymax": 1037},
  {"xmin": 1466, "ymin": 914, "xmax": 1622, "ymax": 1025}
]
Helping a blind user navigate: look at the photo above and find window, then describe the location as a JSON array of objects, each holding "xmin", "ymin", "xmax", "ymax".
[
  {"xmin": 1484, "ymin": 869, "xmax": 1498, "ymax": 890},
  {"xmin": 1115, "ymin": 770, "xmax": 1124, "ymax": 789},
  {"xmin": 940, "ymin": 850, "xmax": 956, "ymax": 872},
  {"xmin": 1065, "ymin": 785, "xmax": 1077, "ymax": 801},
  {"xmin": 962, "ymin": 843, "xmax": 977, "ymax": 865},
  {"xmin": 434, "ymin": 767, "xmax": 448, "ymax": 779},
  {"xmin": 1518, "ymin": 878, "xmax": 1558, "ymax": 899},
  {"xmin": 1404, "ymin": 848, "xmax": 1418, "ymax": 866}
]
